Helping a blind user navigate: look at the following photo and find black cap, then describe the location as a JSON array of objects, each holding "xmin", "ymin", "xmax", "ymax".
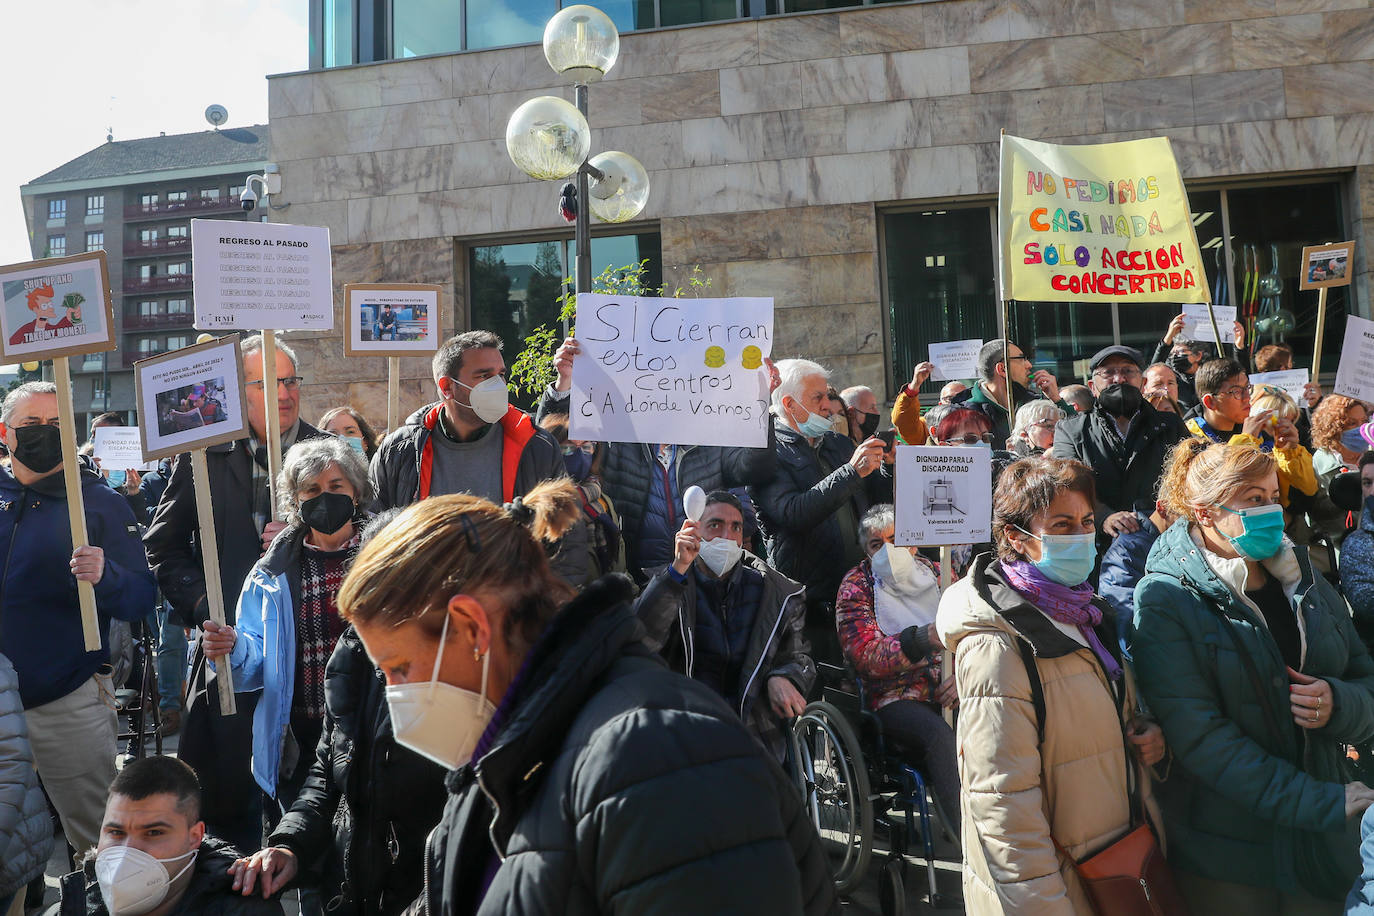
[{"xmin": 1088, "ymin": 345, "xmax": 1145, "ymax": 372}]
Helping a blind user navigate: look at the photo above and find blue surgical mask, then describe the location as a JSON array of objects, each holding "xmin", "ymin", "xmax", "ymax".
[
  {"xmin": 1017, "ymin": 526, "xmax": 1097, "ymax": 586},
  {"xmin": 341, "ymin": 435, "xmax": 366, "ymax": 457},
  {"xmin": 792, "ymin": 401, "xmax": 836, "ymax": 439},
  {"xmin": 1214, "ymin": 503, "xmax": 1285, "ymax": 561},
  {"xmin": 1342, "ymin": 428, "xmax": 1369, "ymax": 453}
]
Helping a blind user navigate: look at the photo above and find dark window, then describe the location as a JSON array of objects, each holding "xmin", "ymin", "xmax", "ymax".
[
  {"xmin": 86, "ymin": 195, "xmax": 104, "ymax": 217},
  {"xmin": 166, "ymin": 262, "xmax": 189, "ymax": 276},
  {"xmin": 85, "ymin": 231, "xmax": 104, "ymax": 252},
  {"xmin": 167, "ymin": 191, "xmax": 188, "ymax": 204},
  {"xmin": 660, "ymin": 0, "xmax": 736, "ymax": 22},
  {"xmin": 167, "ymin": 225, "xmax": 189, "ymax": 239},
  {"xmin": 47, "ymin": 235, "xmax": 66, "ymax": 256},
  {"xmin": 48, "ymin": 199, "xmax": 66, "ymax": 220},
  {"xmin": 140, "ymin": 193, "xmax": 159, "ymax": 207},
  {"xmin": 167, "ymin": 298, "xmax": 190, "ymax": 314},
  {"xmin": 200, "ymin": 188, "xmax": 221, "ymax": 200},
  {"xmin": 140, "ymin": 228, "xmax": 159, "ymax": 243}
]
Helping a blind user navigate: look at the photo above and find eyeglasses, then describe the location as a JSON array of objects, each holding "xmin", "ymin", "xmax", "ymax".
[
  {"xmin": 1029, "ymin": 420, "xmax": 1058, "ymax": 429},
  {"xmin": 1215, "ymin": 386, "xmax": 1249, "ymax": 400},
  {"xmin": 1008, "ymin": 355, "xmax": 1033, "ymax": 363},
  {"xmin": 1092, "ymin": 367, "xmax": 1142, "ymax": 381},
  {"xmin": 943, "ymin": 432, "xmax": 996, "ymax": 445},
  {"xmin": 246, "ymin": 376, "xmax": 304, "ymax": 391}
]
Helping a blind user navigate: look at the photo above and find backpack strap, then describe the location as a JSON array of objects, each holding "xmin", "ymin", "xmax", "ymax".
[{"xmin": 1015, "ymin": 638, "xmax": 1047, "ymax": 746}]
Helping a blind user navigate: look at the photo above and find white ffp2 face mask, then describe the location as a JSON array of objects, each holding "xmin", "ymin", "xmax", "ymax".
[
  {"xmin": 450, "ymin": 376, "xmax": 509, "ymax": 424},
  {"xmin": 697, "ymin": 537, "xmax": 743, "ymax": 577},
  {"xmin": 385, "ymin": 612, "xmax": 497, "ymax": 770},
  {"xmin": 95, "ymin": 845, "xmax": 197, "ymax": 916}
]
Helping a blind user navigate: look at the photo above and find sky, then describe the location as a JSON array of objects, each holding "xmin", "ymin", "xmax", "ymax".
[{"xmin": 0, "ymin": 0, "xmax": 309, "ymax": 265}]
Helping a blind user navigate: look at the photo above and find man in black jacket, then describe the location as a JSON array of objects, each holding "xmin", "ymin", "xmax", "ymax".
[
  {"xmin": 636, "ymin": 491, "xmax": 814, "ymax": 762},
  {"xmin": 751, "ymin": 359, "xmax": 887, "ymax": 664},
  {"xmin": 59, "ymin": 756, "xmax": 282, "ymax": 916},
  {"xmin": 1050, "ymin": 345, "xmax": 1189, "ymax": 539},
  {"xmin": 538, "ymin": 336, "xmax": 778, "ymax": 579},
  {"xmin": 144, "ymin": 335, "xmax": 327, "ymax": 854}
]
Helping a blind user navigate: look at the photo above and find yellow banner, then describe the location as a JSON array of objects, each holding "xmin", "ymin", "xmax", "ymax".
[{"xmin": 998, "ymin": 134, "xmax": 1211, "ymax": 304}]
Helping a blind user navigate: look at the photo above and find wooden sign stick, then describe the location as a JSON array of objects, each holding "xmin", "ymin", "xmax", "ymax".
[
  {"xmin": 388, "ymin": 356, "xmax": 401, "ymax": 432},
  {"xmin": 1311, "ymin": 287, "xmax": 1329, "ymax": 386},
  {"xmin": 261, "ymin": 331, "xmax": 283, "ymax": 521},
  {"xmin": 53, "ymin": 359, "xmax": 100, "ymax": 652},
  {"xmin": 1203, "ymin": 301, "xmax": 1226, "ymax": 356},
  {"xmin": 190, "ymin": 448, "xmax": 236, "ymax": 716}
]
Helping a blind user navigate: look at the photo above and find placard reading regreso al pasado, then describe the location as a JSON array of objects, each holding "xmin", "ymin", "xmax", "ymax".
[
  {"xmin": 191, "ymin": 220, "xmax": 333, "ymax": 331},
  {"xmin": 894, "ymin": 445, "xmax": 993, "ymax": 546},
  {"xmin": 569, "ymin": 294, "xmax": 773, "ymax": 448}
]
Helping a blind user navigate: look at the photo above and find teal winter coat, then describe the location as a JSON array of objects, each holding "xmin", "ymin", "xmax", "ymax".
[{"xmin": 1133, "ymin": 519, "xmax": 1374, "ymax": 899}]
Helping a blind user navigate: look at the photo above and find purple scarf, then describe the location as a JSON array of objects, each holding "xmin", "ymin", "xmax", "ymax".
[{"xmin": 1000, "ymin": 559, "xmax": 1122, "ymax": 681}]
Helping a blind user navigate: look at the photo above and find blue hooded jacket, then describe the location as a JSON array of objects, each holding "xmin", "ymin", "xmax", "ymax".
[{"xmin": 0, "ymin": 460, "xmax": 155, "ymax": 709}]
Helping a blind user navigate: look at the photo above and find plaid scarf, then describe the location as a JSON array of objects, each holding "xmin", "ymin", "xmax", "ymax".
[{"xmin": 293, "ymin": 534, "xmax": 358, "ymax": 721}]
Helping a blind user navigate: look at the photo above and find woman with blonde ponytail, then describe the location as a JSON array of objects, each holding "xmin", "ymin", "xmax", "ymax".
[
  {"xmin": 1134, "ymin": 438, "xmax": 1374, "ymax": 911},
  {"xmin": 333, "ymin": 481, "xmax": 837, "ymax": 916}
]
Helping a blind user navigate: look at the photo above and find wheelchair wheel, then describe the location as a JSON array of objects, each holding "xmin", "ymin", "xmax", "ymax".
[
  {"xmin": 879, "ymin": 857, "xmax": 906, "ymax": 916},
  {"xmin": 791, "ymin": 700, "xmax": 873, "ymax": 893}
]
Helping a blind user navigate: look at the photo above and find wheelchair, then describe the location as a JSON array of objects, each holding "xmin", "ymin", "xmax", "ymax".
[
  {"xmin": 788, "ymin": 662, "xmax": 959, "ymax": 914},
  {"xmin": 115, "ymin": 617, "xmax": 164, "ymax": 760}
]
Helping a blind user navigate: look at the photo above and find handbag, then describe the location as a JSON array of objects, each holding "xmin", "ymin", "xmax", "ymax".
[{"xmin": 1017, "ymin": 638, "xmax": 1189, "ymax": 915}]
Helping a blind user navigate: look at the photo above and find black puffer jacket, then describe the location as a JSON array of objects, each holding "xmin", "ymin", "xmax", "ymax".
[
  {"xmin": 412, "ymin": 575, "xmax": 837, "ymax": 916},
  {"xmin": 749, "ymin": 418, "xmax": 878, "ymax": 615},
  {"xmin": 1048, "ymin": 401, "xmax": 1189, "ymax": 520},
  {"xmin": 536, "ymin": 387, "xmax": 778, "ymax": 573},
  {"xmin": 60, "ymin": 836, "xmax": 283, "ymax": 916},
  {"xmin": 269, "ymin": 628, "xmax": 447, "ymax": 916}
]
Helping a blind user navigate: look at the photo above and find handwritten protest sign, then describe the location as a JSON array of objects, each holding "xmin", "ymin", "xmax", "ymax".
[
  {"xmin": 1181, "ymin": 304, "xmax": 1237, "ymax": 345},
  {"xmin": 893, "ymin": 446, "xmax": 993, "ymax": 546},
  {"xmin": 0, "ymin": 251, "xmax": 115, "ymax": 363},
  {"xmin": 1334, "ymin": 315, "xmax": 1374, "ymax": 403},
  {"xmin": 91, "ymin": 427, "xmax": 159, "ymax": 471},
  {"xmin": 1250, "ymin": 369, "xmax": 1310, "ymax": 402},
  {"xmin": 998, "ymin": 135, "xmax": 1210, "ymax": 304},
  {"xmin": 928, "ymin": 339, "xmax": 983, "ymax": 381},
  {"xmin": 191, "ymin": 220, "xmax": 333, "ymax": 331},
  {"xmin": 569, "ymin": 294, "xmax": 773, "ymax": 447}
]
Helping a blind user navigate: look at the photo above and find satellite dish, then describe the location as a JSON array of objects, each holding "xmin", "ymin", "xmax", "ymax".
[{"xmin": 205, "ymin": 104, "xmax": 228, "ymax": 128}]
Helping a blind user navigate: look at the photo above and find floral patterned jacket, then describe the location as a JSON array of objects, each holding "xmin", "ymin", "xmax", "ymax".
[{"xmin": 835, "ymin": 558, "xmax": 941, "ymax": 710}]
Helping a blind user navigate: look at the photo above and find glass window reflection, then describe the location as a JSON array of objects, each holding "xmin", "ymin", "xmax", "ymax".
[
  {"xmin": 393, "ymin": 0, "xmax": 463, "ymax": 57},
  {"xmin": 465, "ymin": 0, "xmax": 558, "ymax": 49}
]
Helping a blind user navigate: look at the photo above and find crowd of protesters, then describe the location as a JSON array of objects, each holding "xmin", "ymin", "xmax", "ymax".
[{"xmin": 6, "ymin": 312, "xmax": 1374, "ymax": 916}]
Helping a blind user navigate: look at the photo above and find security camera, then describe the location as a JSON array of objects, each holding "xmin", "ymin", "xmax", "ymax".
[{"xmin": 240, "ymin": 185, "xmax": 258, "ymax": 212}]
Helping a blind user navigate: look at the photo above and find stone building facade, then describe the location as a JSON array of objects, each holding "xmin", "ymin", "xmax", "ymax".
[{"xmin": 266, "ymin": 0, "xmax": 1374, "ymax": 426}]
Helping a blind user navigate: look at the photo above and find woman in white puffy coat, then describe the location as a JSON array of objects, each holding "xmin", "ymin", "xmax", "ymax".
[{"xmin": 0, "ymin": 651, "xmax": 54, "ymax": 911}]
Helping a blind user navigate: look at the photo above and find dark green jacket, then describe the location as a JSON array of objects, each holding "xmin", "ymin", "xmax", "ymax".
[{"xmin": 1133, "ymin": 519, "xmax": 1374, "ymax": 898}]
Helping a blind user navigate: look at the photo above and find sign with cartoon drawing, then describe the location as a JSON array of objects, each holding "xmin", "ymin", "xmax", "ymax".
[
  {"xmin": 894, "ymin": 445, "xmax": 993, "ymax": 546},
  {"xmin": 0, "ymin": 251, "xmax": 115, "ymax": 363},
  {"xmin": 569, "ymin": 294, "xmax": 774, "ymax": 447}
]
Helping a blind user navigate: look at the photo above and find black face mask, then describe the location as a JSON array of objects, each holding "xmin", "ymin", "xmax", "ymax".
[
  {"xmin": 300, "ymin": 491, "xmax": 356, "ymax": 536},
  {"xmin": 1097, "ymin": 383, "xmax": 1144, "ymax": 419},
  {"xmin": 12, "ymin": 424, "xmax": 62, "ymax": 474},
  {"xmin": 858, "ymin": 412, "xmax": 880, "ymax": 439},
  {"xmin": 1166, "ymin": 352, "xmax": 1194, "ymax": 375}
]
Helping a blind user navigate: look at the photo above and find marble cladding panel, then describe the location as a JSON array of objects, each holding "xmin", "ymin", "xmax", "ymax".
[
  {"xmin": 375, "ymin": 56, "xmax": 456, "ymax": 107},
  {"xmin": 838, "ymin": 6, "xmax": 927, "ymax": 54},
  {"xmin": 613, "ymin": 20, "xmax": 760, "ymax": 79},
  {"xmin": 651, "ymin": 158, "xmax": 811, "ymax": 218},
  {"xmin": 380, "ymin": 238, "xmax": 455, "ymax": 286},
  {"xmin": 814, "ymin": 352, "xmax": 888, "ymax": 397},
  {"xmin": 641, "ymin": 70, "xmax": 722, "ymax": 123},
  {"xmin": 347, "ymin": 193, "xmax": 439, "ymax": 242},
  {"xmin": 719, "ymin": 62, "xmax": 805, "ymax": 116},
  {"xmin": 1277, "ymin": 0, "xmax": 1369, "ymax": 11},
  {"xmin": 1165, "ymin": 123, "xmax": 1240, "ymax": 177},
  {"xmin": 1191, "ymin": 69, "xmax": 1286, "ymax": 124},
  {"xmin": 1052, "ymin": 31, "xmax": 1150, "ymax": 86},
  {"xmin": 809, "ymin": 252, "xmax": 879, "ymax": 305},
  {"xmin": 844, "ymin": 100, "xmax": 932, "ymax": 154},
  {"xmin": 722, "ymin": 257, "xmax": 814, "ymax": 303},
  {"xmin": 1095, "ymin": 0, "xmax": 1186, "ymax": 31},
  {"xmin": 806, "ymin": 150, "xmax": 900, "ymax": 205},
  {"xmin": 269, "ymin": 74, "xmax": 315, "ymax": 118},
  {"xmin": 928, "ymin": 92, "xmax": 1016, "ymax": 145},
  {"xmin": 1223, "ymin": 115, "xmax": 1339, "ymax": 172},
  {"xmin": 282, "ymin": 200, "xmax": 351, "ymax": 246},
  {"xmin": 661, "ymin": 204, "xmax": 875, "ymax": 265},
  {"xmin": 801, "ymin": 53, "xmax": 891, "ymax": 107},
  {"xmin": 771, "ymin": 302, "xmax": 856, "ymax": 358},
  {"xmin": 1009, "ymin": 84, "xmax": 1106, "ymax": 139},
  {"xmin": 1101, "ymin": 76, "xmax": 1195, "ymax": 131},
  {"xmin": 1141, "ymin": 23, "xmax": 1236, "ymax": 76},
  {"xmin": 1326, "ymin": 8, "xmax": 1374, "ymax": 59},
  {"xmin": 967, "ymin": 37, "xmax": 1055, "ymax": 93},
  {"xmin": 1335, "ymin": 112, "xmax": 1374, "ymax": 167},
  {"xmin": 1286, "ymin": 63, "xmax": 1374, "ymax": 116},
  {"xmin": 1184, "ymin": 0, "xmax": 1278, "ymax": 23},
  {"xmin": 757, "ymin": 14, "xmax": 843, "ymax": 64},
  {"xmin": 889, "ymin": 46, "xmax": 973, "ymax": 99},
  {"xmin": 1233, "ymin": 14, "xmax": 1330, "ymax": 68},
  {"xmin": 1005, "ymin": 0, "xmax": 1105, "ymax": 40},
  {"xmin": 893, "ymin": 144, "xmax": 981, "ymax": 199},
  {"xmin": 595, "ymin": 121, "xmax": 688, "ymax": 172},
  {"xmin": 923, "ymin": 0, "xmax": 1015, "ymax": 47},
  {"xmin": 445, "ymin": 139, "xmax": 525, "ymax": 189}
]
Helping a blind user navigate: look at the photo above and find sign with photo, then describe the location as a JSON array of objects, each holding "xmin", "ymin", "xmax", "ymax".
[
  {"xmin": 190, "ymin": 219, "xmax": 333, "ymax": 331},
  {"xmin": 569, "ymin": 293, "xmax": 773, "ymax": 448},
  {"xmin": 134, "ymin": 337, "xmax": 249, "ymax": 460},
  {"xmin": 928, "ymin": 339, "xmax": 983, "ymax": 381},
  {"xmin": 90, "ymin": 427, "xmax": 160, "ymax": 471},
  {"xmin": 1299, "ymin": 241, "xmax": 1354, "ymax": 290},
  {"xmin": 0, "ymin": 251, "xmax": 115, "ymax": 363},
  {"xmin": 343, "ymin": 283, "xmax": 444, "ymax": 357},
  {"xmin": 893, "ymin": 445, "xmax": 993, "ymax": 546}
]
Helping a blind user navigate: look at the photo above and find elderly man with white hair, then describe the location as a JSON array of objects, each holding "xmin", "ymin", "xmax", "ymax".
[{"xmin": 750, "ymin": 359, "xmax": 887, "ymax": 663}]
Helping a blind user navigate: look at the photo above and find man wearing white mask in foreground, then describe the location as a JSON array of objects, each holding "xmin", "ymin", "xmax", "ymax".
[
  {"xmin": 835, "ymin": 504, "xmax": 959, "ymax": 835},
  {"xmin": 635, "ymin": 491, "xmax": 814, "ymax": 763},
  {"xmin": 60, "ymin": 756, "xmax": 282, "ymax": 916},
  {"xmin": 368, "ymin": 329, "xmax": 588, "ymax": 583}
]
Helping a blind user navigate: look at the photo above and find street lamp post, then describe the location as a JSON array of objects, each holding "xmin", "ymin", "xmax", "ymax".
[{"xmin": 505, "ymin": 5, "xmax": 650, "ymax": 296}]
